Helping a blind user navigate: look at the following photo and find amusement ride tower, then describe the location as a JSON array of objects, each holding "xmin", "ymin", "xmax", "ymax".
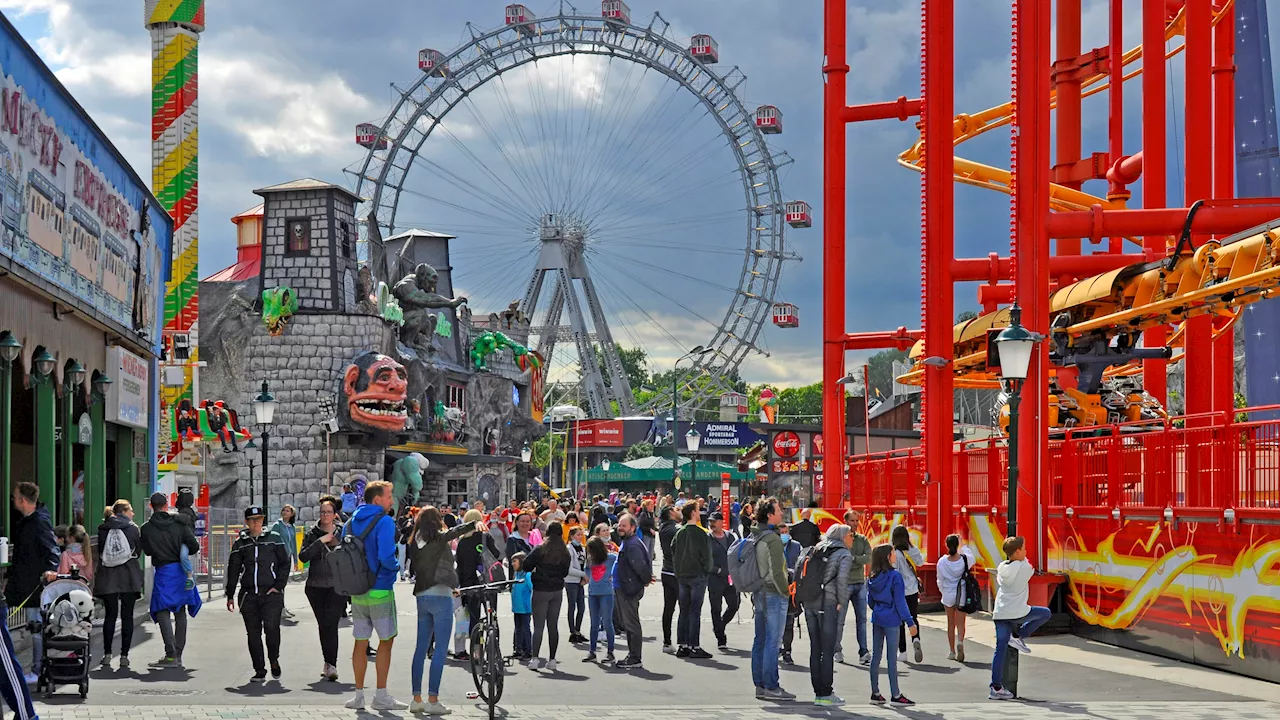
[{"xmin": 145, "ymin": 0, "xmax": 204, "ymax": 467}]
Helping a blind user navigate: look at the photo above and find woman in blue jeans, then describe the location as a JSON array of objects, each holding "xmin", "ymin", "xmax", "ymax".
[
  {"xmin": 407, "ymin": 506, "xmax": 484, "ymax": 715},
  {"xmin": 866, "ymin": 544, "xmax": 918, "ymax": 706},
  {"xmin": 582, "ymin": 536, "xmax": 618, "ymax": 662}
]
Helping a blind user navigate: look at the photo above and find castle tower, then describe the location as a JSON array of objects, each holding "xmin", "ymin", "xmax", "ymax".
[{"xmin": 146, "ymin": 0, "xmax": 204, "ymax": 465}]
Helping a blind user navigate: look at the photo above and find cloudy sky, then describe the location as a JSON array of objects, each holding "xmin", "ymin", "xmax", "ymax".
[{"xmin": 3, "ymin": 0, "xmax": 1261, "ymax": 389}]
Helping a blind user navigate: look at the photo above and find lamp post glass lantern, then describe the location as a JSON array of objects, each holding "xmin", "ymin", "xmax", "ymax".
[
  {"xmin": 0, "ymin": 332, "xmax": 21, "ymax": 364},
  {"xmin": 32, "ymin": 348, "xmax": 55, "ymax": 379},
  {"xmin": 520, "ymin": 443, "xmax": 532, "ymax": 463},
  {"xmin": 601, "ymin": 458, "xmax": 611, "ymax": 472},
  {"xmin": 994, "ymin": 302, "xmax": 1043, "ymax": 538}
]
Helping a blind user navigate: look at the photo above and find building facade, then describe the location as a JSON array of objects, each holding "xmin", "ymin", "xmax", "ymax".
[{"xmin": 0, "ymin": 12, "xmax": 174, "ymax": 527}]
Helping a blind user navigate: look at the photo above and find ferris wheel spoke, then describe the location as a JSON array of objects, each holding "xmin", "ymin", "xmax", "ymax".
[
  {"xmin": 591, "ymin": 269, "xmax": 694, "ymax": 354},
  {"xmin": 563, "ymin": 55, "xmax": 645, "ymax": 209},
  {"xmin": 590, "ymin": 252, "xmax": 726, "ymax": 331},
  {"xmin": 396, "ymin": 185, "xmax": 527, "ymax": 229},
  {"xmin": 456, "ymin": 95, "xmax": 550, "ymax": 214},
  {"xmin": 424, "ymin": 111, "xmax": 547, "ymax": 222},
  {"xmin": 588, "ymin": 160, "xmax": 740, "ymax": 233},
  {"xmin": 568, "ymin": 59, "xmax": 656, "ymax": 218},
  {"xmin": 591, "ymin": 247, "xmax": 741, "ymax": 295},
  {"xmin": 522, "ymin": 59, "xmax": 569, "ymax": 211},
  {"xmin": 491, "ymin": 73, "xmax": 558, "ymax": 211}
]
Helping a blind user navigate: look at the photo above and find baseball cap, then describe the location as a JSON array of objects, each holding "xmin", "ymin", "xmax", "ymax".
[
  {"xmin": 244, "ymin": 506, "xmax": 266, "ymax": 520},
  {"xmin": 709, "ymin": 511, "xmax": 724, "ymax": 521},
  {"xmin": 149, "ymin": 492, "xmax": 167, "ymax": 508}
]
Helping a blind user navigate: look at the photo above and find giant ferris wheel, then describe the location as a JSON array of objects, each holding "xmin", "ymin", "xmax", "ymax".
[{"xmin": 348, "ymin": 2, "xmax": 807, "ymax": 418}]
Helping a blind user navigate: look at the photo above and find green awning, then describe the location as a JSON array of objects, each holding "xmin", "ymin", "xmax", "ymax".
[{"xmin": 578, "ymin": 458, "xmax": 750, "ymax": 485}]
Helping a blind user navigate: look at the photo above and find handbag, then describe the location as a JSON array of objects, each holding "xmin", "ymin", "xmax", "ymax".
[{"xmin": 958, "ymin": 554, "xmax": 982, "ymax": 615}]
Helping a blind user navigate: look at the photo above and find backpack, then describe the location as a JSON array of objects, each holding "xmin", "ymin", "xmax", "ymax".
[
  {"xmin": 477, "ymin": 535, "xmax": 506, "ymax": 583},
  {"xmin": 328, "ymin": 511, "xmax": 384, "ymax": 597},
  {"xmin": 100, "ymin": 527, "xmax": 134, "ymax": 568},
  {"xmin": 727, "ymin": 530, "xmax": 770, "ymax": 593},
  {"xmin": 958, "ymin": 555, "xmax": 982, "ymax": 614},
  {"xmin": 792, "ymin": 544, "xmax": 838, "ymax": 607}
]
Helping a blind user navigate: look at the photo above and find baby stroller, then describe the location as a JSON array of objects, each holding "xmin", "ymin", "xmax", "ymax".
[{"xmin": 33, "ymin": 574, "xmax": 93, "ymax": 698}]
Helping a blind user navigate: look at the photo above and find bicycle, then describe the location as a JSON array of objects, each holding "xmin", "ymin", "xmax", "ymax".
[{"xmin": 457, "ymin": 579, "xmax": 521, "ymax": 719}]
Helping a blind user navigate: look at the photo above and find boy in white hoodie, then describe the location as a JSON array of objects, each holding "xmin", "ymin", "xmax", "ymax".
[{"xmin": 989, "ymin": 536, "xmax": 1051, "ymax": 700}]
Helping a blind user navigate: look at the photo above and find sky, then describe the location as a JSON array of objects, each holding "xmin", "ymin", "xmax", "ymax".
[{"xmin": 2, "ymin": 0, "xmax": 1268, "ymax": 390}]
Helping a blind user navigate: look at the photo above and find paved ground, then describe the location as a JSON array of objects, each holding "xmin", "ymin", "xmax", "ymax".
[{"xmin": 18, "ymin": 556, "xmax": 1279, "ymax": 718}]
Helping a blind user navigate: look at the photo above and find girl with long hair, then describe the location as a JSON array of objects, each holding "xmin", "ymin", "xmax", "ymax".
[
  {"xmin": 583, "ymin": 535, "xmax": 617, "ymax": 663},
  {"xmin": 522, "ymin": 521, "xmax": 571, "ymax": 671},
  {"xmin": 890, "ymin": 526, "xmax": 925, "ymax": 663},
  {"xmin": 866, "ymin": 543, "xmax": 917, "ymax": 706},
  {"xmin": 935, "ymin": 533, "xmax": 976, "ymax": 662}
]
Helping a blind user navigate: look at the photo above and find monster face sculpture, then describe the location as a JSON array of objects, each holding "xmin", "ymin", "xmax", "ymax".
[
  {"xmin": 341, "ymin": 352, "xmax": 409, "ymax": 433},
  {"xmin": 262, "ymin": 286, "xmax": 299, "ymax": 336}
]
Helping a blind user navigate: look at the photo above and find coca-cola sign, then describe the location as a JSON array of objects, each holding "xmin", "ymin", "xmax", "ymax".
[{"xmin": 772, "ymin": 430, "xmax": 801, "ymax": 458}]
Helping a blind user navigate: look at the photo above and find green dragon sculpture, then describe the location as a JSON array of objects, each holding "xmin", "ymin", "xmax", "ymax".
[
  {"xmin": 470, "ymin": 331, "xmax": 540, "ymax": 372},
  {"xmin": 262, "ymin": 286, "xmax": 299, "ymax": 336}
]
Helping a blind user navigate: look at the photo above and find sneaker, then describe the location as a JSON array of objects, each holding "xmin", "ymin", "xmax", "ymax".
[
  {"xmin": 755, "ymin": 686, "xmax": 772, "ymax": 700},
  {"xmin": 833, "ymin": 650, "xmax": 844, "ymax": 664},
  {"xmin": 22, "ymin": 672, "xmax": 37, "ymax": 685},
  {"xmin": 869, "ymin": 693, "xmax": 886, "ymax": 704},
  {"xmin": 897, "ymin": 650, "xmax": 909, "ymax": 663},
  {"xmin": 947, "ymin": 650, "xmax": 957, "ymax": 661},
  {"xmin": 545, "ymin": 658, "xmax": 558, "ymax": 672},
  {"xmin": 913, "ymin": 637, "xmax": 923, "ymax": 663},
  {"xmin": 989, "ymin": 686, "xmax": 1015, "ymax": 700},
  {"xmin": 780, "ymin": 651, "xmax": 794, "ymax": 665},
  {"xmin": 1009, "ymin": 636, "xmax": 1031, "ymax": 654},
  {"xmin": 99, "ymin": 653, "xmax": 113, "ymax": 670},
  {"xmin": 419, "ymin": 701, "xmax": 452, "ymax": 715},
  {"xmin": 814, "ymin": 695, "xmax": 845, "ymax": 707},
  {"xmin": 251, "ymin": 669, "xmax": 267, "ymax": 683},
  {"xmin": 891, "ymin": 694, "xmax": 915, "ymax": 706},
  {"xmin": 527, "ymin": 657, "xmax": 543, "ymax": 670},
  {"xmin": 956, "ymin": 640, "xmax": 966, "ymax": 663},
  {"xmin": 371, "ymin": 693, "xmax": 408, "ymax": 711},
  {"xmin": 118, "ymin": 656, "xmax": 131, "ymax": 670},
  {"xmin": 583, "ymin": 653, "xmax": 597, "ymax": 662},
  {"xmin": 615, "ymin": 656, "xmax": 642, "ymax": 669},
  {"xmin": 152, "ymin": 655, "xmax": 178, "ymax": 667},
  {"xmin": 345, "ymin": 692, "xmax": 366, "ymax": 710},
  {"xmin": 662, "ymin": 644, "xmax": 675, "ymax": 654},
  {"xmin": 858, "ymin": 652, "xmax": 871, "ymax": 666},
  {"xmin": 603, "ymin": 652, "xmax": 615, "ymax": 665},
  {"xmin": 717, "ymin": 641, "xmax": 728, "ymax": 651},
  {"xmin": 767, "ymin": 687, "xmax": 797, "ymax": 701},
  {"xmin": 452, "ymin": 651, "xmax": 470, "ymax": 662},
  {"xmin": 689, "ymin": 647, "xmax": 712, "ymax": 659},
  {"xmin": 326, "ymin": 665, "xmax": 339, "ymax": 681},
  {"xmin": 675, "ymin": 646, "xmax": 690, "ymax": 658},
  {"xmin": 271, "ymin": 661, "xmax": 281, "ymax": 679}
]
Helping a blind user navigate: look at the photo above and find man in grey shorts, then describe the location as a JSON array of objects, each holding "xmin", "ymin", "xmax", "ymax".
[{"xmin": 343, "ymin": 481, "xmax": 404, "ymax": 711}]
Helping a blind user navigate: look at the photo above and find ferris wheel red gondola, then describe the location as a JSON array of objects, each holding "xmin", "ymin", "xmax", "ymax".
[
  {"xmin": 785, "ymin": 201, "xmax": 812, "ymax": 228},
  {"xmin": 355, "ymin": 123, "xmax": 387, "ymax": 150},
  {"xmin": 418, "ymin": 48, "xmax": 449, "ymax": 77},
  {"xmin": 505, "ymin": 4, "xmax": 537, "ymax": 36},
  {"xmin": 690, "ymin": 34, "xmax": 719, "ymax": 64},
  {"xmin": 602, "ymin": 0, "xmax": 630, "ymax": 25},
  {"xmin": 773, "ymin": 302, "xmax": 799, "ymax": 328},
  {"xmin": 755, "ymin": 105, "xmax": 782, "ymax": 134}
]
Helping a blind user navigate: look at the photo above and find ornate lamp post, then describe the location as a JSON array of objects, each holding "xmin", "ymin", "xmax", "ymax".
[
  {"xmin": 601, "ymin": 458, "xmax": 611, "ymax": 472},
  {"xmin": 60, "ymin": 359, "xmax": 85, "ymax": 524},
  {"xmin": 245, "ymin": 436, "xmax": 258, "ymax": 505},
  {"xmin": 254, "ymin": 381, "xmax": 277, "ymax": 513},
  {"xmin": 993, "ymin": 303, "xmax": 1042, "ymax": 538},
  {"xmin": 672, "ymin": 346, "xmax": 712, "ymax": 485},
  {"xmin": 0, "ymin": 331, "xmax": 22, "ymax": 512}
]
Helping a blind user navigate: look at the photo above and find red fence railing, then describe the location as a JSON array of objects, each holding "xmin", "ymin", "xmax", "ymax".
[{"xmin": 846, "ymin": 406, "xmax": 1280, "ymax": 520}]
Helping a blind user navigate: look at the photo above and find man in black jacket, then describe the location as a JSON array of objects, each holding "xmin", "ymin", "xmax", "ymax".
[
  {"xmin": 6, "ymin": 481, "xmax": 57, "ymax": 685},
  {"xmin": 613, "ymin": 514, "xmax": 651, "ymax": 669},
  {"xmin": 139, "ymin": 492, "xmax": 200, "ymax": 667},
  {"xmin": 789, "ymin": 508, "xmax": 821, "ymax": 549},
  {"xmin": 657, "ymin": 506, "xmax": 680, "ymax": 652},
  {"xmin": 225, "ymin": 506, "xmax": 291, "ymax": 682}
]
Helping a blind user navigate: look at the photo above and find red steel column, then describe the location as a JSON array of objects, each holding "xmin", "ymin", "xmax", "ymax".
[
  {"xmin": 1107, "ymin": 0, "xmax": 1127, "ymax": 205},
  {"xmin": 1055, "ymin": 0, "xmax": 1083, "ymax": 267},
  {"xmin": 1014, "ymin": 0, "xmax": 1051, "ymax": 566},
  {"xmin": 922, "ymin": 0, "xmax": 955, "ymax": 558},
  {"xmin": 822, "ymin": 0, "xmax": 849, "ymax": 508},
  {"xmin": 1213, "ymin": 5, "xmax": 1236, "ymax": 417},
  {"xmin": 1185, "ymin": 0, "xmax": 1214, "ymax": 423},
  {"xmin": 1141, "ymin": 0, "xmax": 1168, "ymax": 405}
]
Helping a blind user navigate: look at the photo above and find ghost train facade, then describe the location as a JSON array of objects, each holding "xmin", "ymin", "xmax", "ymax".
[{"xmin": 199, "ymin": 179, "xmax": 544, "ymax": 523}]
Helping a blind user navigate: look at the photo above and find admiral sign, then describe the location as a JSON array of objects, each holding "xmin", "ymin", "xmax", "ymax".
[
  {"xmin": 694, "ymin": 422, "xmax": 764, "ymax": 449},
  {"xmin": 772, "ymin": 430, "xmax": 801, "ymax": 458}
]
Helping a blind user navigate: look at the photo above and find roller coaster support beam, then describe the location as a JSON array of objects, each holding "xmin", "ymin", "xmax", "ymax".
[
  {"xmin": 822, "ymin": 0, "xmax": 850, "ymax": 507},
  {"xmin": 843, "ymin": 97, "xmax": 921, "ymax": 123},
  {"xmin": 1014, "ymin": 0, "xmax": 1051, "ymax": 568},
  {"xmin": 952, "ymin": 252, "xmax": 1145, "ymax": 285},
  {"xmin": 921, "ymin": 0, "xmax": 955, "ymax": 559},
  {"xmin": 843, "ymin": 328, "xmax": 922, "ymax": 352},
  {"xmin": 1185, "ymin": 0, "xmax": 1215, "ymax": 422},
  {"xmin": 1045, "ymin": 204, "xmax": 1280, "ymax": 239},
  {"xmin": 1212, "ymin": 4, "xmax": 1237, "ymax": 439},
  {"xmin": 1054, "ymin": 0, "xmax": 1083, "ymax": 260},
  {"xmin": 1142, "ymin": 0, "xmax": 1169, "ymax": 405}
]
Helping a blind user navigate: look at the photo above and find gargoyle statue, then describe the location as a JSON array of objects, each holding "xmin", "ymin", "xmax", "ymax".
[
  {"xmin": 469, "ymin": 331, "xmax": 536, "ymax": 371},
  {"xmin": 393, "ymin": 263, "xmax": 466, "ymax": 355},
  {"xmin": 262, "ymin": 287, "xmax": 299, "ymax": 336}
]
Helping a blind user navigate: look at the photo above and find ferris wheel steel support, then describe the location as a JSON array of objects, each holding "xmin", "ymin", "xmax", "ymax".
[{"xmin": 349, "ymin": 9, "xmax": 793, "ymax": 417}]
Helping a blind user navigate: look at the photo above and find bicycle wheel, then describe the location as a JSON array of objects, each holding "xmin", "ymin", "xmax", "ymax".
[{"xmin": 468, "ymin": 622, "xmax": 503, "ymax": 704}]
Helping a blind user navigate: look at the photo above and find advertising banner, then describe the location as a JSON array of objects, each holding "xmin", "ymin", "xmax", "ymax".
[
  {"xmin": 106, "ymin": 346, "xmax": 149, "ymax": 429},
  {"xmin": 772, "ymin": 430, "xmax": 801, "ymax": 458},
  {"xmin": 572, "ymin": 419, "xmax": 624, "ymax": 447},
  {"xmin": 694, "ymin": 421, "xmax": 765, "ymax": 450}
]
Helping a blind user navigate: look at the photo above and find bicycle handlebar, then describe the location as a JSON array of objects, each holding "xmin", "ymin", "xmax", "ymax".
[{"xmin": 457, "ymin": 579, "xmax": 522, "ymax": 594}]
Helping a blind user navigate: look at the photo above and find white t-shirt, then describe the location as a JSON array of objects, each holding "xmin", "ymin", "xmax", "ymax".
[
  {"xmin": 935, "ymin": 547, "xmax": 976, "ymax": 608},
  {"xmin": 992, "ymin": 559, "xmax": 1035, "ymax": 620}
]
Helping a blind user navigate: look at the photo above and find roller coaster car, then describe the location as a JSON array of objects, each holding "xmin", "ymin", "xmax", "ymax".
[{"xmin": 994, "ymin": 378, "xmax": 1168, "ymax": 435}]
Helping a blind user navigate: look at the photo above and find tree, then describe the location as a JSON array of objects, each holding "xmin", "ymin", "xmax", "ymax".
[
  {"xmin": 530, "ymin": 433, "xmax": 565, "ymax": 469},
  {"xmin": 777, "ymin": 382, "xmax": 824, "ymax": 422},
  {"xmin": 594, "ymin": 345, "xmax": 651, "ymax": 391},
  {"xmin": 957, "ymin": 309, "xmax": 979, "ymax": 323},
  {"xmin": 623, "ymin": 442, "xmax": 654, "ymax": 461},
  {"xmin": 865, "ymin": 348, "xmax": 909, "ymax": 399}
]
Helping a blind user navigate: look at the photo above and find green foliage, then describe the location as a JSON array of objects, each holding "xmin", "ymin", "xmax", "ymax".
[
  {"xmin": 777, "ymin": 383, "xmax": 823, "ymax": 422},
  {"xmin": 595, "ymin": 345, "xmax": 651, "ymax": 391},
  {"xmin": 957, "ymin": 310, "xmax": 979, "ymax": 323},
  {"xmin": 530, "ymin": 433, "xmax": 564, "ymax": 469},
  {"xmin": 866, "ymin": 348, "xmax": 909, "ymax": 399},
  {"xmin": 623, "ymin": 442, "xmax": 655, "ymax": 461},
  {"xmin": 650, "ymin": 366, "xmax": 745, "ymax": 420}
]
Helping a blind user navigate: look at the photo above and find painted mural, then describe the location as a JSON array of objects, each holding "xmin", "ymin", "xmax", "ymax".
[
  {"xmin": 0, "ymin": 59, "xmax": 166, "ymax": 337},
  {"xmin": 805, "ymin": 506, "xmax": 1280, "ymax": 682}
]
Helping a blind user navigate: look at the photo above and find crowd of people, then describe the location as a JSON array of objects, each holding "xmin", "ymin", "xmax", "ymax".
[{"xmin": 0, "ymin": 482, "xmax": 1056, "ymax": 716}]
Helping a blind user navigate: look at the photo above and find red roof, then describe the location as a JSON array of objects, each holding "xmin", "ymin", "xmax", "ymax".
[{"xmin": 204, "ymin": 244, "xmax": 261, "ymax": 282}]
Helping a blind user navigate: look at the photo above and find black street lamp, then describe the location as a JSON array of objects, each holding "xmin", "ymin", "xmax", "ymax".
[
  {"xmin": 0, "ymin": 331, "xmax": 22, "ymax": 513},
  {"xmin": 254, "ymin": 381, "xmax": 277, "ymax": 513},
  {"xmin": 245, "ymin": 436, "xmax": 258, "ymax": 504},
  {"xmin": 993, "ymin": 302, "xmax": 1042, "ymax": 538},
  {"xmin": 685, "ymin": 426, "xmax": 701, "ymax": 494}
]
